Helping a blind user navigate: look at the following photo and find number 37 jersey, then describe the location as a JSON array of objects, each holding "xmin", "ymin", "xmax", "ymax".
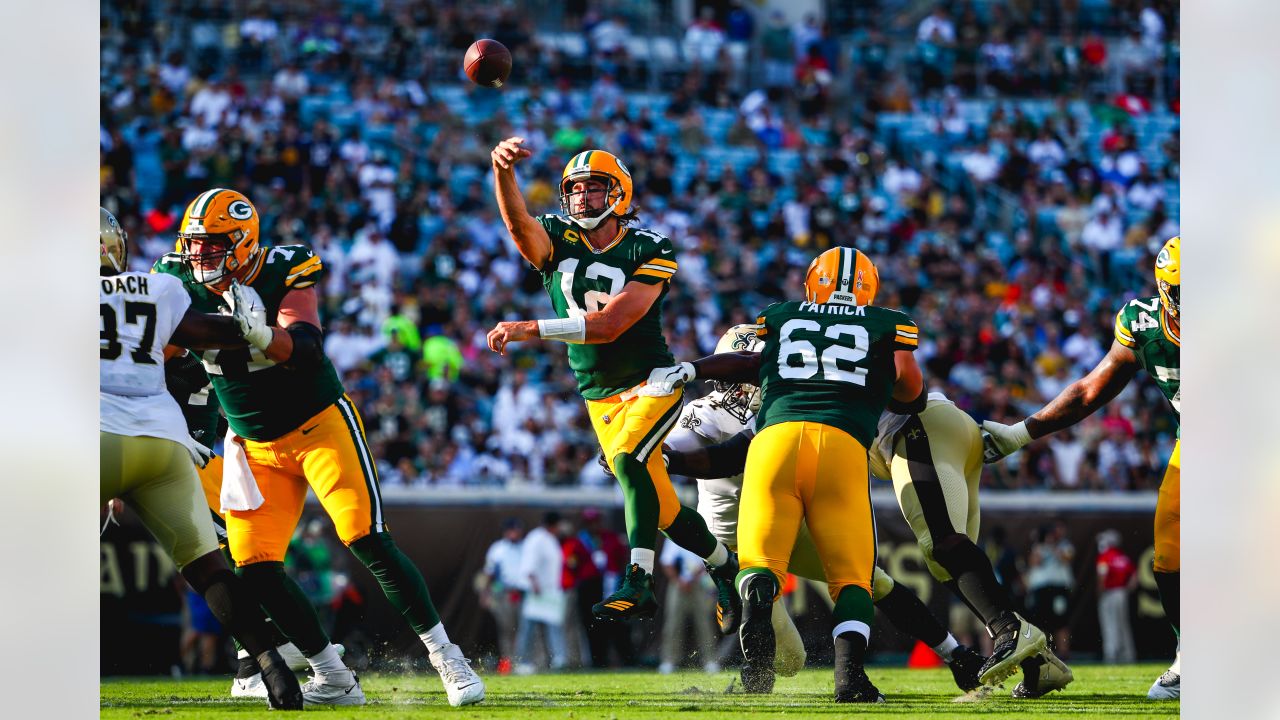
[
  {"xmin": 153, "ymin": 244, "xmax": 344, "ymax": 441},
  {"xmin": 537, "ymin": 215, "xmax": 676, "ymax": 400},
  {"xmin": 753, "ymin": 301, "xmax": 919, "ymax": 448},
  {"xmin": 100, "ymin": 271, "xmax": 192, "ymax": 445}
]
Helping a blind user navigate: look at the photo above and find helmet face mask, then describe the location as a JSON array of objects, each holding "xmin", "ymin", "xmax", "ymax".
[
  {"xmin": 100, "ymin": 207, "xmax": 128, "ymax": 275},
  {"xmin": 710, "ymin": 324, "xmax": 764, "ymax": 424},
  {"xmin": 179, "ymin": 233, "xmax": 237, "ymax": 285}
]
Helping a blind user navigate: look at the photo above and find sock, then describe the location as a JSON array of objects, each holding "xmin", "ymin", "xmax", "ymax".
[
  {"xmin": 934, "ymin": 634, "xmax": 960, "ymax": 662},
  {"xmin": 419, "ymin": 622, "xmax": 451, "ymax": 655},
  {"xmin": 873, "ymin": 582, "xmax": 949, "ymax": 649},
  {"xmin": 630, "ymin": 548, "xmax": 655, "ymax": 575},
  {"xmin": 934, "ymin": 535, "xmax": 1016, "ymax": 636},
  {"xmin": 660, "ymin": 505, "xmax": 718, "ymax": 558},
  {"xmin": 239, "ymin": 561, "xmax": 331, "ymax": 656},
  {"xmin": 349, "ymin": 531, "xmax": 441, "ymax": 634},
  {"xmin": 235, "ymin": 649, "xmax": 259, "ymax": 679},
  {"xmin": 833, "ymin": 630, "xmax": 869, "ymax": 697},
  {"xmin": 612, "ymin": 453, "xmax": 660, "ymax": 549},
  {"xmin": 307, "ymin": 644, "xmax": 349, "ymax": 678},
  {"xmin": 832, "ymin": 585, "xmax": 875, "ymax": 629},
  {"xmin": 1153, "ymin": 570, "xmax": 1180, "ymax": 636},
  {"xmin": 705, "ymin": 542, "xmax": 730, "ymax": 568},
  {"xmin": 195, "ymin": 567, "xmax": 278, "ymax": 658}
]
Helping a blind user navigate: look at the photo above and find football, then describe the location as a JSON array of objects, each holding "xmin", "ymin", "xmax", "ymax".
[{"xmin": 463, "ymin": 39, "xmax": 512, "ymax": 88}]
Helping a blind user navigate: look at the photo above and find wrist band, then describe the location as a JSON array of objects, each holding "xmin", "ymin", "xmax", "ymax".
[{"xmin": 537, "ymin": 316, "xmax": 586, "ymax": 343}]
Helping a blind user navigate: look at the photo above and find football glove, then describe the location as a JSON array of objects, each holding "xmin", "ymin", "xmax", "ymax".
[
  {"xmin": 638, "ymin": 362, "xmax": 696, "ymax": 397},
  {"xmin": 222, "ymin": 281, "xmax": 272, "ymax": 350},
  {"xmin": 188, "ymin": 438, "xmax": 215, "ymax": 468},
  {"xmin": 981, "ymin": 420, "xmax": 1032, "ymax": 463}
]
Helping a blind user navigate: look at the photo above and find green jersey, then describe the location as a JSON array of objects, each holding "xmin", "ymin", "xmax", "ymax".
[
  {"xmin": 536, "ymin": 214, "xmax": 676, "ymax": 399},
  {"xmin": 754, "ymin": 301, "xmax": 920, "ymax": 447},
  {"xmin": 153, "ymin": 244, "xmax": 344, "ymax": 441},
  {"xmin": 164, "ymin": 352, "xmax": 222, "ymax": 446},
  {"xmin": 1114, "ymin": 295, "xmax": 1181, "ymax": 420}
]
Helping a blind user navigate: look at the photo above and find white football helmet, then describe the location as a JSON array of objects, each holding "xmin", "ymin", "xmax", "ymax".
[{"xmin": 710, "ymin": 324, "xmax": 764, "ymax": 424}]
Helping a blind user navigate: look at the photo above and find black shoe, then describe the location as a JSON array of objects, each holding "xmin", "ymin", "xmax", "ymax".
[
  {"xmin": 256, "ymin": 649, "xmax": 304, "ymax": 710},
  {"xmin": 1012, "ymin": 652, "xmax": 1074, "ymax": 699},
  {"xmin": 977, "ymin": 613, "xmax": 1047, "ymax": 686},
  {"xmin": 737, "ymin": 573, "xmax": 777, "ymax": 694},
  {"xmin": 948, "ymin": 644, "xmax": 986, "ymax": 692},
  {"xmin": 592, "ymin": 564, "xmax": 658, "ymax": 621},
  {"xmin": 706, "ymin": 551, "xmax": 742, "ymax": 634},
  {"xmin": 834, "ymin": 663, "xmax": 885, "ymax": 703}
]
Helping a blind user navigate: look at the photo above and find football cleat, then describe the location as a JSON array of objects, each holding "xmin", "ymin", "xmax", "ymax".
[
  {"xmin": 231, "ymin": 673, "xmax": 268, "ymax": 699},
  {"xmin": 707, "ymin": 551, "xmax": 742, "ymax": 634},
  {"xmin": 977, "ymin": 614, "xmax": 1047, "ymax": 686},
  {"xmin": 429, "ymin": 643, "xmax": 486, "ymax": 707},
  {"xmin": 738, "ymin": 573, "xmax": 778, "ymax": 694},
  {"xmin": 948, "ymin": 644, "xmax": 987, "ymax": 692},
  {"xmin": 1012, "ymin": 650, "xmax": 1074, "ymax": 698},
  {"xmin": 1147, "ymin": 668, "xmax": 1180, "ymax": 700},
  {"xmin": 592, "ymin": 564, "xmax": 659, "ymax": 621},
  {"xmin": 834, "ymin": 665, "xmax": 886, "ymax": 704},
  {"xmin": 301, "ymin": 671, "xmax": 365, "ymax": 707},
  {"xmin": 256, "ymin": 649, "xmax": 304, "ymax": 710}
]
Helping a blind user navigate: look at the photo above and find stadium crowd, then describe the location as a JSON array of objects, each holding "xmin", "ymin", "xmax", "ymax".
[{"xmin": 100, "ymin": 0, "xmax": 1180, "ymax": 493}]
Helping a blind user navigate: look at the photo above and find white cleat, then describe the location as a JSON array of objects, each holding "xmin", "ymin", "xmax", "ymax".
[
  {"xmin": 1147, "ymin": 669, "xmax": 1180, "ymax": 700},
  {"xmin": 1012, "ymin": 649, "xmax": 1074, "ymax": 698},
  {"xmin": 302, "ymin": 671, "xmax": 365, "ymax": 706},
  {"xmin": 230, "ymin": 673, "xmax": 268, "ymax": 699},
  {"xmin": 430, "ymin": 643, "xmax": 486, "ymax": 707},
  {"xmin": 277, "ymin": 642, "xmax": 345, "ymax": 672}
]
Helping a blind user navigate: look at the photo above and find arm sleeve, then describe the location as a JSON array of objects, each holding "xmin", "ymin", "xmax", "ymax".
[{"xmin": 630, "ymin": 234, "xmax": 678, "ymax": 286}]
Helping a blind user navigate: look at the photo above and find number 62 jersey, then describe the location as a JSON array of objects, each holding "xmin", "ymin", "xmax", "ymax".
[{"xmin": 1114, "ymin": 295, "xmax": 1180, "ymax": 421}]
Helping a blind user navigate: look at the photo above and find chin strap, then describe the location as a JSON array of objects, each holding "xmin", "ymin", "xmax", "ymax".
[{"xmin": 570, "ymin": 198, "xmax": 621, "ymax": 230}]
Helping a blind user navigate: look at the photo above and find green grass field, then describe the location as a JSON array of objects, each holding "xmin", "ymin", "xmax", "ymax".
[{"xmin": 102, "ymin": 664, "xmax": 1178, "ymax": 718}]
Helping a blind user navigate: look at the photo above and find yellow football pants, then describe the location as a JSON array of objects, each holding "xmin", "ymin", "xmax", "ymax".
[
  {"xmin": 780, "ymin": 520, "xmax": 897, "ymax": 601},
  {"xmin": 226, "ymin": 395, "xmax": 384, "ymax": 566},
  {"xmin": 587, "ymin": 388, "xmax": 684, "ymax": 529},
  {"xmin": 739, "ymin": 421, "xmax": 876, "ymax": 603},
  {"xmin": 100, "ymin": 432, "xmax": 218, "ymax": 570},
  {"xmin": 1153, "ymin": 440, "xmax": 1180, "ymax": 573}
]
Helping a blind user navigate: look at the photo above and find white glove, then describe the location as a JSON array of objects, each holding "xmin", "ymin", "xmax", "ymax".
[
  {"xmin": 981, "ymin": 420, "xmax": 1032, "ymax": 464},
  {"xmin": 222, "ymin": 281, "xmax": 272, "ymax": 350},
  {"xmin": 188, "ymin": 438, "xmax": 215, "ymax": 468},
  {"xmin": 639, "ymin": 362, "xmax": 696, "ymax": 397}
]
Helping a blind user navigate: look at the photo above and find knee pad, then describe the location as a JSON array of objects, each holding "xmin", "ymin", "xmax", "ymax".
[{"xmin": 870, "ymin": 566, "xmax": 896, "ymax": 603}]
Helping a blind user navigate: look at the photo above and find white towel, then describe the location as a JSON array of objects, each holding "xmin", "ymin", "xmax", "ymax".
[{"xmin": 219, "ymin": 429, "xmax": 264, "ymax": 512}]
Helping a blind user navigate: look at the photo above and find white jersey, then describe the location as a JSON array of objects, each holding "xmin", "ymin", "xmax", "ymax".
[
  {"xmin": 667, "ymin": 392, "xmax": 755, "ymax": 546},
  {"xmin": 99, "ymin": 271, "xmax": 194, "ymax": 447}
]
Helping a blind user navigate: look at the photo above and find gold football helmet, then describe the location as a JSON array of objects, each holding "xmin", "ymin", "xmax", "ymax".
[
  {"xmin": 1154, "ymin": 236, "xmax": 1179, "ymax": 319},
  {"xmin": 560, "ymin": 150, "xmax": 633, "ymax": 230},
  {"xmin": 100, "ymin": 207, "xmax": 127, "ymax": 275},
  {"xmin": 177, "ymin": 188, "xmax": 261, "ymax": 285},
  {"xmin": 803, "ymin": 247, "xmax": 879, "ymax": 305}
]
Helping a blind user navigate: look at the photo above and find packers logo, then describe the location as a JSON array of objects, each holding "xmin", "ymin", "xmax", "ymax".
[
  {"xmin": 227, "ymin": 200, "xmax": 254, "ymax": 221},
  {"xmin": 564, "ymin": 229, "xmax": 581, "ymax": 244},
  {"xmin": 1155, "ymin": 248, "xmax": 1171, "ymax": 269}
]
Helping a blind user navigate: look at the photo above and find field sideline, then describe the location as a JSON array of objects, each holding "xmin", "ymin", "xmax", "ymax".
[{"xmin": 102, "ymin": 664, "xmax": 1178, "ymax": 718}]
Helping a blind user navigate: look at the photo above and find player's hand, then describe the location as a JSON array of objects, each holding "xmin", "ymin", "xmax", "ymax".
[
  {"xmin": 486, "ymin": 320, "xmax": 535, "ymax": 355},
  {"xmin": 491, "ymin": 136, "xmax": 532, "ymax": 171},
  {"xmin": 597, "ymin": 451, "xmax": 614, "ymax": 478},
  {"xmin": 187, "ymin": 438, "xmax": 215, "ymax": 468},
  {"xmin": 222, "ymin": 281, "xmax": 273, "ymax": 350},
  {"xmin": 981, "ymin": 420, "xmax": 1032, "ymax": 463},
  {"xmin": 639, "ymin": 362, "xmax": 696, "ymax": 397}
]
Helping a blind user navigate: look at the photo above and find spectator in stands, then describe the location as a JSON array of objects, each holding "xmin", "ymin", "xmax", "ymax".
[
  {"xmin": 1095, "ymin": 530, "xmax": 1137, "ymax": 664},
  {"xmin": 657, "ymin": 540, "xmax": 719, "ymax": 675},
  {"xmin": 514, "ymin": 512, "xmax": 568, "ymax": 674},
  {"xmin": 480, "ymin": 517, "xmax": 527, "ymax": 674},
  {"xmin": 1026, "ymin": 521, "xmax": 1076, "ymax": 658},
  {"xmin": 760, "ymin": 11, "xmax": 794, "ymax": 90}
]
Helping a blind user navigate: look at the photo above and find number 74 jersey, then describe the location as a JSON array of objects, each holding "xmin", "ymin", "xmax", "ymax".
[
  {"xmin": 1114, "ymin": 295, "xmax": 1180, "ymax": 419},
  {"xmin": 536, "ymin": 214, "xmax": 677, "ymax": 400},
  {"xmin": 753, "ymin": 300, "xmax": 919, "ymax": 448},
  {"xmin": 152, "ymin": 244, "xmax": 344, "ymax": 441}
]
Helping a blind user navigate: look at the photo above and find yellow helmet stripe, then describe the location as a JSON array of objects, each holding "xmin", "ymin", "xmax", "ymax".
[{"xmin": 191, "ymin": 187, "xmax": 228, "ymax": 218}]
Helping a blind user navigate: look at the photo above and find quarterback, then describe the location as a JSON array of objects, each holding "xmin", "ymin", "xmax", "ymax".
[
  {"xmin": 99, "ymin": 208, "xmax": 302, "ymax": 709},
  {"xmin": 154, "ymin": 188, "xmax": 483, "ymax": 707},
  {"xmin": 485, "ymin": 138, "xmax": 740, "ymax": 628},
  {"xmin": 984, "ymin": 236, "xmax": 1182, "ymax": 699}
]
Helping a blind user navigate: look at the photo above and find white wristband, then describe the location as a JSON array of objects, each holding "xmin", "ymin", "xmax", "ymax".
[{"xmin": 538, "ymin": 316, "xmax": 586, "ymax": 343}]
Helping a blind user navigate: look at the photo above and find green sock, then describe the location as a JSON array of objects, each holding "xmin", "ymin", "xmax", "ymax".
[
  {"xmin": 238, "ymin": 561, "xmax": 330, "ymax": 656},
  {"xmin": 349, "ymin": 531, "xmax": 440, "ymax": 635},
  {"xmin": 662, "ymin": 505, "xmax": 718, "ymax": 558},
  {"xmin": 833, "ymin": 585, "xmax": 875, "ymax": 627},
  {"xmin": 612, "ymin": 453, "xmax": 659, "ymax": 550},
  {"xmin": 735, "ymin": 566, "xmax": 778, "ymax": 591}
]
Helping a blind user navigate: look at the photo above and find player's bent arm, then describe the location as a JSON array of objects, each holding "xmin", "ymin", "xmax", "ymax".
[
  {"xmin": 581, "ymin": 280, "xmax": 663, "ymax": 343},
  {"xmin": 169, "ymin": 310, "xmax": 251, "ymax": 350},
  {"xmin": 665, "ymin": 431, "xmax": 752, "ymax": 479},
  {"xmin": 493, "ymin": 155, "xmax": 551, "ymax": 269},
  {"xmin": 691, "ymin": 351, "xmax": 763, "ymax": 384},
  {"xmin": 891, "ymin": 349, "xmax": 924, "ymax": 403},
  {"xmin": 1023, "ymin": 340, "xmax": 1140, "ymax": 439}
]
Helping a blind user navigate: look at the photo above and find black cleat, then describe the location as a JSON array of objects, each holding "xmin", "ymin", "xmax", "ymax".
[
  {"xmin": 256, "ymin": 649, "xmax": 304, "ymax": 710},
  {"xmin": 737, "ymin": 573, "xmax": 777, "ymax": 694},
  {"xmin": 592, "ymin": 564, "xmax": 658, "ymax": 621},
  {"xmin": 948, "ymin": 644, "xmax": 986, "ymax": 692},
  {"xmin": 834, "ymin": 663, "xmax": 885, "ymax": 703},
  {"xmin": 977, "ymin": 613, "xmax": 1047, "ymax": 686},
  {"xmin": 706, "ymin": 551, "xmax": 742, "ymax": 634}
]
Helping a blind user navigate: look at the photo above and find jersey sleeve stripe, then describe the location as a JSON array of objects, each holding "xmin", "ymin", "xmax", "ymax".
[
  {"xmin": 634, "ymin": 268, "xmax": 673, "ymax": 280},
  {"xmin": 895, "ymin": 337, "xmax": 919, "ymax": 348},
  {"xmin": 895, "ymin": 324, "xmax": 918, "ymax": 333},
  {"xmin": 638, "ymin": 263, "xmax": 676, "ymax": 274},
  {"xmin": 287, "ymin": 263, "xmax": 323, "ymax": 285},
  {"xmin": 288, "ymin": 255, "xmax": 321, "ymax": 277}
]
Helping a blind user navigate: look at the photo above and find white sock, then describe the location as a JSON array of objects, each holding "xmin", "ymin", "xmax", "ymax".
[
  {"xmin": 934, "ymin": 633, "xmax": 960, "ymax": 662},
  {"xmin": 705, "ymin": 542, "xmax": 729, "ymax": 568},
  {"xmin": 307, "ymin": 644, "xmax": 349, "ymax": 678},
  {"xmin": 831, "ymin": 620, "xmax": 870, "ymax": 641},
  {"xmin": 1170, "ymin": 649, "xmax": 1180, "ymax": 674},
  {"xmin": 420, "ymin": 622, "xmax": 451, "ymax": 655},
  {"xmin": 631, "ymin": 548, "xmax": 656, "ymax": 574}
]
